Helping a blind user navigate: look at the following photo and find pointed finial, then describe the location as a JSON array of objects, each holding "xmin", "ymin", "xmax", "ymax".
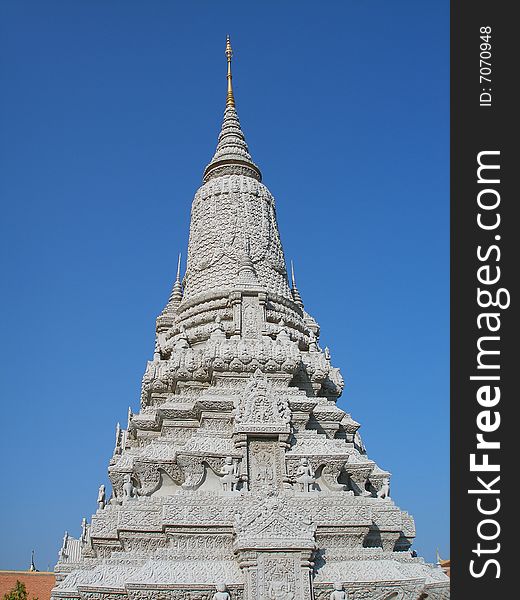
[
  {"xmin": 30, "ymin": 549, "xmax": 36, "ymax": 572},
  {"xmin": 114, "ymin": 422, "xmax": 121, "ymax": 451},
  {"xmin": 225, "ymin": 35, "xmax": 235, "ymax": 108},
  {"xmin": 168, "ymin": 252, "xmax": 184, "ymax": 305},
  {"xmin": 237, "ymin": 234, "xmax": 258, "ymax": 286},
  {"xmin": 176, "ymin": 253, "xmax": 182, "ymax": 282},
  {"xmin": 290, "ymin": 260, "xmax": 296, "ymax": 288},
  {"xmin": 290, "ymin": 261, "xmax": 304, "ymax": 308}
]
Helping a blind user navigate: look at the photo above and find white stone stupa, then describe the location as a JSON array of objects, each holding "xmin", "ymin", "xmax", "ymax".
[{"xmin": 52, "ymin": 37, "xmax": 450, "ymax": 600}]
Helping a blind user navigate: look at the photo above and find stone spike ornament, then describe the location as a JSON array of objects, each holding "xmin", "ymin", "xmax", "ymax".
[
  {"xmin": 225, "ymin": 34, "xmax": 235, "ymax": 108},
  {"xmin": 290, "ymin": 260, "xmax": 304, "ymax": 308},
  {"xmin": 169, "ymin": 253, "xmax": 183, "ymax": 304},
  {"xmin": 52, "ymin": 38, "xmax": 449, "ymax": 600}
]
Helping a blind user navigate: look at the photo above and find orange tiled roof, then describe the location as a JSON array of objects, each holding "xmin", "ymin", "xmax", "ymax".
[{"xmin": 0, "ymin": 571, "xmax": 56, "ymax": 600}]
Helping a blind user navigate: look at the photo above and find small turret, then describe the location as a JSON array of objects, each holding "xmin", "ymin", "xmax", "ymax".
[
  {"xmin": 169, "ymin": 253, "xmax": 184, "ymax": 307},
  {"xmin": 290, "ymin": 261, "xmax": 304, "ymax": 308},
  {"xmin": 156, "ymin": 253, "xmax": 184, "ymax": 334}
]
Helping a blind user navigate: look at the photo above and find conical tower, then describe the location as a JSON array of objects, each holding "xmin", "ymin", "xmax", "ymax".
[{"xmin": 52, "ymin": 38, "xmax": 449, "ymax": 600}]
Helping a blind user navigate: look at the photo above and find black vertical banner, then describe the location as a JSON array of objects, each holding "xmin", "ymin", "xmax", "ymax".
[{"xmin": 451, "ymin": 2, "xmax": 516, "ymax": 599}]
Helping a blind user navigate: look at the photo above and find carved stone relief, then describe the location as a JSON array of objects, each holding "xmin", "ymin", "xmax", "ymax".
[{"xmin": 247, "ymin": 439, "xmax": 280, "ymax": 491}]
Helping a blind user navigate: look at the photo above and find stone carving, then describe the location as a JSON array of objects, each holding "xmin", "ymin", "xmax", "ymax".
[
  {"xmin": 166, "ymin": 534, "xmax": 234, "ymax": 560},
  {"xmin": 51, "ymin": 40, "xmax": 449, "ymax": 600},
  {"xmin": 80, "ymin": 518, "xmax": 88, "ymax": 543},
  {"xmin": 213, "ymin": 583, "xmax": 231, "ymax": 600},
  {"xmin": 210, "ymin": 316, "xmax": 227, "ymax": 341},
  {"xmin": 118, "ymin": 504, "xmax": 161, "ymax": 531},
  {"xmin": 114, "ymin": 422, "xmax": 122, "ymax": 455},
  {"xmin": 377, "ymin": 477, "xmax": 391, "ymax": 499},
  {"xmin": 319, "ymin": 461, "xmax": 348, "ymax": 492},
  {"xmin": 267, "ymin": 570, "xmax": 294, "ymax": 599},
  {"xmin": 133, "ymin": 459, "xmax": 184, "ymax": 496},
  {"xmin": 248, "ymin": 439, "xmax": 281, "ymax": 491},
  {"xmin": 97, "ymin": 484, "xmax": 106, "ymax": 509},
  {"xmin": 259, "ymin": 555, "xmax": 299, "ymax": 600},
  {"xmin": 59, "ymin": 531, "xmax": 68, "ymax": 559},
  {"xmin": 176, "ymin": 455, "xmax": 206, "ymax": 490},
  {"xmin": 122, "ymin": 474, "xmax": 139, "ymax": 501},
  {"xmin": 294, "ymin": 458, "xmax": 315, "ymax": 492},
  {"xmin": 236, "ymin": 370, "xmax": 290, "ymax": 433},
  {"xmin": 329, "ymin": 582, "xmax": 346, "ymax": 600},
  {"xmin": 220, "ymin": 457, "xmax": 240, "ymax": 491},
  {"xmin": 234, "ymin": 492, "xmax": 316, "ymax": 552}
]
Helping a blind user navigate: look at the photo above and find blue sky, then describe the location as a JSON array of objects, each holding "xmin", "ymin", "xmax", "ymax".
[{"xmin": 0, "ymin": 1, "xmax": 449, "ymax": 570}]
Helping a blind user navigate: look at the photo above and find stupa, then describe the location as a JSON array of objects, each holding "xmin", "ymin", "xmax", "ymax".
[{"xmin": 52, "ymin": 37, "xmax": 450, "ymax": 600}]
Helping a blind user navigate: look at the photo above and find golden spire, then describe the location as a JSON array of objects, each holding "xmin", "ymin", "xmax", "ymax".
[{"xmin": 225, "ymin": 34, "xmax": 235, "ymax": 108}]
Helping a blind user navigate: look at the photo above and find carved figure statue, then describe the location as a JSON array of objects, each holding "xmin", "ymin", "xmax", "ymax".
[
  {"xmin": 254, "ymin": 449, "xmax": 275, "ymax": 485},
  {"xmin": 114, "ymin": 422, "xmax": 121, "ymax": 454},
  {"xmin": 97, "ymin": 484, "xmax": 106, "ymax": 509},
  {"xmin": 173, "ymin": 326, "xmax": 190, "ymax": 349},
  {"xmin": 210, "ymin": 316, "xmax": 226, "ymax": 341},
  {"xmin": 122, "ymin": 474, "xmax": 138, "ymax": 500},
  {"xmin": 377, "ymin": 477, "xmax": 390, "ymax": 499},
  {"xmin": 80, "ymin": 518, "xmax": 88, "ymax": 543},
  {"xmin": 275, "ymin": 318, "xmax": 290, "ymax": 344},
  {"xmin": 220, "ymin": 457, "xmax": 240, "ymax": 492},
  {"xmin": 59, "ymin": 531, "xmax": 69, "ymax": 558},
  {"xmin": 295, "ymin": 457, "xmax": 315, "ymax": 492},
  {"xmin": 330, "ymin": 581, "xmax": 347, "ymax": 600},
  {"xmin": 212, "ymin": 583, "xmax": 230, "ymax": 600},
  {"xmin": 308, "ymin": 330, "xmax": 318, "ymax": 352}
]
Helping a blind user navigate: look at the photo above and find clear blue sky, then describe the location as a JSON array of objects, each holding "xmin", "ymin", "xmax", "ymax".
[{"xmin": 0, "ymin": 1, "xmax": 449, "ymax": 570}]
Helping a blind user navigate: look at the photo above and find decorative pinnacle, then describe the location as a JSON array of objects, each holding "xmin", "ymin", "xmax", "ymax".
[
  {"xmin": 225, "ymin": 34, "xmax": 235, "ymax": 108},
  {"xmin": 290, "ymin": 261, "xmax": 304, "ymax": 308},
  {"xmin": 176, "ymin": 252, "xmax": 182, "ymax": 281},
  {"xmin": 237, "ymin": 236, "xmax": 258, "ymax": 286},
  {"xmin": 169, "ymin": 253, "xmax": 183, "ymax": 305}
]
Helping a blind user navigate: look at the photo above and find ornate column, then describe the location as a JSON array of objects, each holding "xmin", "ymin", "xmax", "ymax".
[{"xmin": 233, "ymin": 494, "xmax": 316, "ymax": 600}]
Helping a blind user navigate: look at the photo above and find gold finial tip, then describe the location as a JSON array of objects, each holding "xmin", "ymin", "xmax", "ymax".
[
  {"xmin": 225, "ymin": 35, "xmax": 235, "ymax": 107},
  {"xmin": 225, "ymin": 35, "xmax": 233, "ymax": 59}
]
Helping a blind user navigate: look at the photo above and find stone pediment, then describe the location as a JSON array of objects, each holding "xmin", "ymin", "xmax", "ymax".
[
  {"xmin": 234, "ymin": 494, "xmax": 316, "ymax": 550},
  {"xmin": 248, "ymin": 514, "xmax": 308, "ymax": 540}
]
